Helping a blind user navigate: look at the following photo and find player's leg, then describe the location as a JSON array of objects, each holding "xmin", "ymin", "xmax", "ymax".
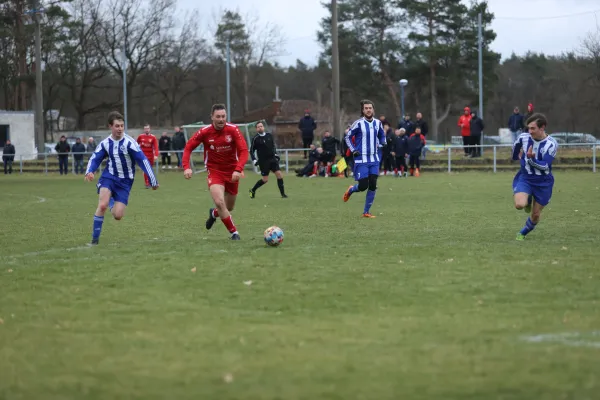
[
  {"xmin": 222, "ymin": 184, "xmax": 241, "ymax": 239},
  {"xmin": 144, "ymin": 156, "xmax": 153, "ymax": 187},
  {"xmin": 250, "ymin": 162, "xmax": 269, "ymax": 198},
  {"xmin": 344, "ymin": 164, "xmax": 368, "ymax": 202},
  {"xmin": 272, "ymin": 161, "xmax": 287, "ymax": 198},
  {"xmin": 90, "ymin": 185, "xmax": 112, "ymax": 245},
  {"xmin": 109, "ymin": 180, "xmax": 131, "ymax": 221},
  {"xmin": 415, "ymin": 154, "xmax": 421, "ymax": 176},
  {"xmin": 409, "ymin": 155, "xmax": 415, "ymax": 175},
  {"xmin": 362, "ymin": 163, "xmax": 379, "ymax": 217},
  {"xmin": 517, "ymin": 181, "xmax": 551, "ymax": 240}
]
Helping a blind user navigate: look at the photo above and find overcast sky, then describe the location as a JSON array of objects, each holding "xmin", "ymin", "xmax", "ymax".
[{"xmin": 181, "ymin": 0, "xmax": 600, "ymax": 67}]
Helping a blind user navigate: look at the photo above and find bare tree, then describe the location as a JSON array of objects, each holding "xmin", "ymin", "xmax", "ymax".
[
  {"xmin": 96, "ymin": 0, "xmax": 175, "ymax": 125},
  {"xmin": 146, "ymin": 10, "xmax": 207, "ymax": 126}
]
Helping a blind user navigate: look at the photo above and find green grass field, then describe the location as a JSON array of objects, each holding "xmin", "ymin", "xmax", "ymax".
[{"xmin": 1, "ymin": 171, "xmax": 599, "ymax": 399}]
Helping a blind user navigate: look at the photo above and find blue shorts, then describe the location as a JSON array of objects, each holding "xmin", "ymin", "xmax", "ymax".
[
  {"xmin": 97, "ymin": 177, "xmax": 133, "ymax": 205},
  {"xmin": 353, "ymin": 161, "xmax": 379, "ymax": 181},
  {"xmin": 512, "ymin": 171, "xmax": 554, "ymax": 206}
]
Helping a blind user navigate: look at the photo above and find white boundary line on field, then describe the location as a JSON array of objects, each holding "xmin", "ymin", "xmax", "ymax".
[
  {"xmin": 521, "ymin": 331, "xmax": 600, "ymax": 348},
  {"xmin": 3, "ymin": 193, "xmax": 47, "ymax": 203}
]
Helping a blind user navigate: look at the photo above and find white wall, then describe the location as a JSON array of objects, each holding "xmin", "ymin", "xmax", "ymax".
[{"xmin": 0, "ymin": 111, "xmax": 36, "ymax": 160}]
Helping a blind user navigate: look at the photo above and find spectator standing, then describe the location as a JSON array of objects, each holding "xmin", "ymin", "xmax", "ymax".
[
  {"xmin": 458, "ymin": 107, "xmax": 472, "ymax": 156},
  {"xmin": 2, "ymin": 139, "xmax": 15, "ymax": 175},
  {"xmin": 414, "ymin": 112, "xmax": 429, "ymax": 136},
  {"xmin": 408, "ymin": 127, "xmax": 426, "ymax": 177},
  {"xmin": 508, "ymin": 106, "xmax": 524, "ymax": 142},
  {"xmin": 391, "ymin": 128, "xmax": 408, "ymax": 177},
  {"xmin": 523, "ymin": 103, "xmax": 534, "ymax": 128},
  {"xmin": 298, "ymin": 110, "xmax": 317, "ymax": 159},
  {"xmin": 172, "ymin": 126, "xmax": 186, "ymax": 168},
  {"xmin": 381, "ymin": 123, "xmax": 395, "ymax": 175},
  {"xmin": 72, "ymin": 138, "xmax": 86, "ymax": 174},
  {"xmin": 398, "ymin": 114, "xmax": 414, "ymax": 135},
  {"xmin": 55, "ymin": 135, "xmax": 70, "ymax": 175},
  {"xmin": 469, "ymin": 111, "xmax": 484, "ymax": 158},
  {"xmin": 321, "ymin": 130, "xmax": 340, "ymax": 177},
  {"xmin": 159, "ymin": 132, "xmax": 172, "ymax": 169}
]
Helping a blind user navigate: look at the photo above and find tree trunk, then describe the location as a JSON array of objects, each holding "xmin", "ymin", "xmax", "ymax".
[
  {"xmin": 381, "ymin": 70, "xmax": 401, "ymax": 123},
  {"xmin": 430, "ymin": 63, "xmax": 438, "ymax": 141}
]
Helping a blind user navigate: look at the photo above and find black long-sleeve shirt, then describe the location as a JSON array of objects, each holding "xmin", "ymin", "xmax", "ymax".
[
  {"xmin": 250, "ymin": 132, "xmax": 278, "ymax": 162},
  {"xmin": 322, "ymin": 136, "xmax": 340, "ymax": 156}
]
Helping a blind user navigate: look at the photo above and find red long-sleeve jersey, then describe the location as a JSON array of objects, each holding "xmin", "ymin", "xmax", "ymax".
[
  {"xmin": 182, "ymin": 123, "xmax": 249, "ymax": 173},
  {"xmin": 137, "ymin": 133, "xmax": 159, "ymax": 158}
]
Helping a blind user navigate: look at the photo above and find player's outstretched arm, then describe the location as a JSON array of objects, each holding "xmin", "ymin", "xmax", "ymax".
[
  {"xmin": 182, "ymin": 131, "xmax": 204, "ymax": 178},
  {"xmin": 130, "ymin": 143, "xmax": 159, "ymax": 188},
  {"xmin": 84, "ymin": 143, "xmax": 107, "ymax": 181}
]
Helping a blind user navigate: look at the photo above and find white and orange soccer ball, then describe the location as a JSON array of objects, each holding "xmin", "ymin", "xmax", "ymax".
[{"xmin": 264, "ymin": 226, "xmax": 284, "ymax": 247}]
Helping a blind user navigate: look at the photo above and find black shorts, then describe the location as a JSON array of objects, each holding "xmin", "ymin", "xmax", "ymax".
[
  {"xmin": 323, "ymin": 153, "xmax": 336, "ymax": 163},
  {"xmin": 259, "ymin": 158, "xmax": 280, "ymax": 176}
]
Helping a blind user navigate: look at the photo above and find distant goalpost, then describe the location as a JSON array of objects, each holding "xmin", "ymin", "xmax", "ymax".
[{"xmin": 181, "ymin": 120, "xmax": 268, "ymax": 175}]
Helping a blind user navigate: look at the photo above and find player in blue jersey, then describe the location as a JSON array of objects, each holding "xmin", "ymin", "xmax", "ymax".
[
  {"xmin": 84, "ymin": 111, "xmax": 159, "ymax": 245},
  {"xmin": 511, "ymin": 113, "xmax": 558, "ymax": 241},
  {"xmin": 342, "ymin": 100, "xmax": 386, "ymax": 218}
]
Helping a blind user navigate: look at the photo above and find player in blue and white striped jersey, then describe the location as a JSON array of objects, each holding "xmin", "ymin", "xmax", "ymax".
[
  {"xmin": 511, "ymin": 113, "xmax": 558, "ymax": 241},
  {"xmin": 342, "ymin": 100, "xmax": 387, "ymax": 218},
  {"xmin": 84, "ymin": 111, "xmax": 159, "ymax": 245}
]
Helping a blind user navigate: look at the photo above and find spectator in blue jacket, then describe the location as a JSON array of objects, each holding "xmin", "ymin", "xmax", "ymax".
[
  {"xmin": 508, "ymin": 106, "xmax": 524, "ymax": 141},
  {"xmin": 298, "ymin": 110, "xmax": 317, "ymax": 159}
]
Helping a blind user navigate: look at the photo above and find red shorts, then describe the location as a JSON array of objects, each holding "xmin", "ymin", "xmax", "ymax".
[{"xmin": 206, "ymin": 169, "xmax": 238, "ymax": 195}]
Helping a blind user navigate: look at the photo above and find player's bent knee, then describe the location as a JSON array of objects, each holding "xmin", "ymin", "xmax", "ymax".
[
  {"xmin": 357, "ymin": 178, "xmax": 369, "ymax": 192},
  {"xmin": 368, "ymin": 175, "xmax": 377, "ymax": 191}
]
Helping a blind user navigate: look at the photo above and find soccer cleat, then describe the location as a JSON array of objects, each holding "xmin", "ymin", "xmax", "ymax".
[
  {"xmin": 206, "ymin": 208, "xmax": 217, "ymax": 230},
  {"xmin": 281, "ymin": 194, "xmax": 288, "ymax": 198},
  {"xmin": 249, "ymin": 189, "xmax": 255, "ymax": 199},
  {"xmin": 343, "ymin": 185, "xmax": 353, "ymax": 202},
  {"xmin": 415, "ymin": 168, "xmax": 420, "ymax": 177},
  {"xmin": 90, "ymin": 239, "xmax": 99, "ymax": 246},
  {"xmin": 362, "ymin": 213, "xmax": 376, "ymax": 218},
  {"xmin": 230, "ymin": 233, "xmax": 241, "ymax": 240},
  {"xmin": 516, "ymin": 233, "xmax": 525, "ymax": 241}
]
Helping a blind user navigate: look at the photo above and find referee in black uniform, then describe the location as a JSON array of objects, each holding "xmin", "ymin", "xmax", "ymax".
[{"xmin": 249, "ymin": 121, "xmax": 288, "ymax": 198}]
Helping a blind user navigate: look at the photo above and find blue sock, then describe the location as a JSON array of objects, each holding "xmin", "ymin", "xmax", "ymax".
[
  {"xmin": 520, "ymin": 217, "xmax": 536, "ymax": 236},
  {"xmin": 109, "ymin": 198, "xmax": 115, "ymax": 211},
  {"xmin": 92, "ymin": 215, "xmax": 104, "ymax": 240},
  {"xmin": 364, "ymin": 190, "xmax": 376, "ymax": 214},
  {"xmin": 349, "ymin": 184, "xmax": 359, "ymax": 195}
]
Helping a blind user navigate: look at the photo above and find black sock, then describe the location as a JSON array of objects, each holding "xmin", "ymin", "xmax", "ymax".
[
  {"xmin": 277, "ymin": 178, "xmax": 285, "ymax": 195},
  {"xmin": 252, "ymin": 180, "xmax": 265, "ymax": 192}
]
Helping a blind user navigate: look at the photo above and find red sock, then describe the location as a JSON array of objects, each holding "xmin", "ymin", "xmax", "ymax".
[
  {"xmin": 212, "ymin": 208, "xmax": 219, "ymax": 218},
  {"xmin": 394, "ymin": 168, "xmax": 398, "ymax": 174},
  {"xmin": 221, "ymin": 216, "xmax": 237, "ymax": 233},
  {"xmin": 312, "ymin": 165, "xmax": 318, "ymax": 175},
  {"xmin": 327, "ymin": 165, "xmax": 331, "ymax": 175},
  {"xmin": 400, "ymin": 166, "xmax": 404, "ymax": 174}
]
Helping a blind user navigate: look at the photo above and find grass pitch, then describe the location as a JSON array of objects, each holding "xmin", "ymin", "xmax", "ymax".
[{"xmin": 1, "ymin": 171, "xmax": 599, "ymax": 399}]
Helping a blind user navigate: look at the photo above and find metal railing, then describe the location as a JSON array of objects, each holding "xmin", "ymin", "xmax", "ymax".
[{"xmin": 1, "ymin": 143, "xmax": 597, "ymax": 175}]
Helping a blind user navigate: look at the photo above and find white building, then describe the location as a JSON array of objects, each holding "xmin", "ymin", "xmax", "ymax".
[{"xmin": 0, "ymin": 111, "xmax": 36, "ymax": 161}]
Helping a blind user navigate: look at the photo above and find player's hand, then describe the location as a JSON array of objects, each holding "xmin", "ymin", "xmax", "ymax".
[
  {"xmin": 391, "ymin": 152, "xmax": 396, "ymax": 157},
  {"xmin": 526, "ymin": 145, "xmax": 533, "ymax": 159},
  {"xmin": 184, "ymin": 168, "xmax": 193, "ymax": 179},
  {"xmin": 84, "ymin": 172, "xmax": 94, "ymax": 182},
  {"xmin": 352, "ymin": 151, "xmax": 360, "ymax": 157},
  {"xmin": 231, "ymin": 171, "xmax": 242, "ymax": 182}
]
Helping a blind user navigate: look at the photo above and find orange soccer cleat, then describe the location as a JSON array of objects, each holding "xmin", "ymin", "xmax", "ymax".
[
  {"xmin": 362, "ymin": 213, "xmax": 376, "ymax": 218},
  {"xmin": 343, "ymin": 185, "xmax": 353, "ymax": 202},
  {"xmin": 415, "ymin": 168, "xmax": 420, "ymax": 177}
]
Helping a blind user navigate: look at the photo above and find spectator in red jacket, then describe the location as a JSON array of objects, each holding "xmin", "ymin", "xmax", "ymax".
[{"xmin": 458, "ymin": 107, "xmax": 472, "ymax": 157}]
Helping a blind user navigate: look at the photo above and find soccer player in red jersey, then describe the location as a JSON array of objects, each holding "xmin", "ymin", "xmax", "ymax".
[
  {"xmin": 136, "ymin": 124, "xmax": 159, "ymax": 188},
  {"xmin": 182, "ymin": 104, "xmax": 249, "ymax": 240}
]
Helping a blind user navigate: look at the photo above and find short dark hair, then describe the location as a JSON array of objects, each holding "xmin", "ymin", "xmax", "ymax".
[
  {"xmin": 211, "ymin": 103, "xmax": 226, "ymax": 115},
  {"xmin": 107, "ymin": 111, "xmax": 124, "ymax": 126},
  {"xmin": 255, "ymin": 121, "xmax": 264, "ymax": 127},
  {"xmin": 526, "ymin": 113, "xmax": 547, "ymax": 129},
  {"xmin": 360, "ymin": 99, "xmax": 374, "ymax": 115}
]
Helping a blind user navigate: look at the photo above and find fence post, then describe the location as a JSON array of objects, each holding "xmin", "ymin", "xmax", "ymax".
[
  {"xmin": 285, "ymin": 150, "xmax": 289, "ymax": 173},
  {"xmin": 593, "ymin": 145, "xmax": 597, "ymax": 173},
  {"xmin": 44, "ymin": 153, "xmax": 48, "ymax": 175},
  {"xmin": 20, "ymin": 155, "xmax": 23, "ymax": 174},
  {"xmin": 493, "ymin": 145, "xmax": 497, "ymax": 173},
  {"xmin": 447, "ymin": 147, "xmax": 451, "ymax": 173},
  {"xmin": 72, "ymin": 155, "xmax": 75, "ymax": 175}
]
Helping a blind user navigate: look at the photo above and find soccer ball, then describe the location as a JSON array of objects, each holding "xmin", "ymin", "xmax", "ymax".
[{"xmin": 264, "ymin": 226, "xmax": 284, "ymax": 247}]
